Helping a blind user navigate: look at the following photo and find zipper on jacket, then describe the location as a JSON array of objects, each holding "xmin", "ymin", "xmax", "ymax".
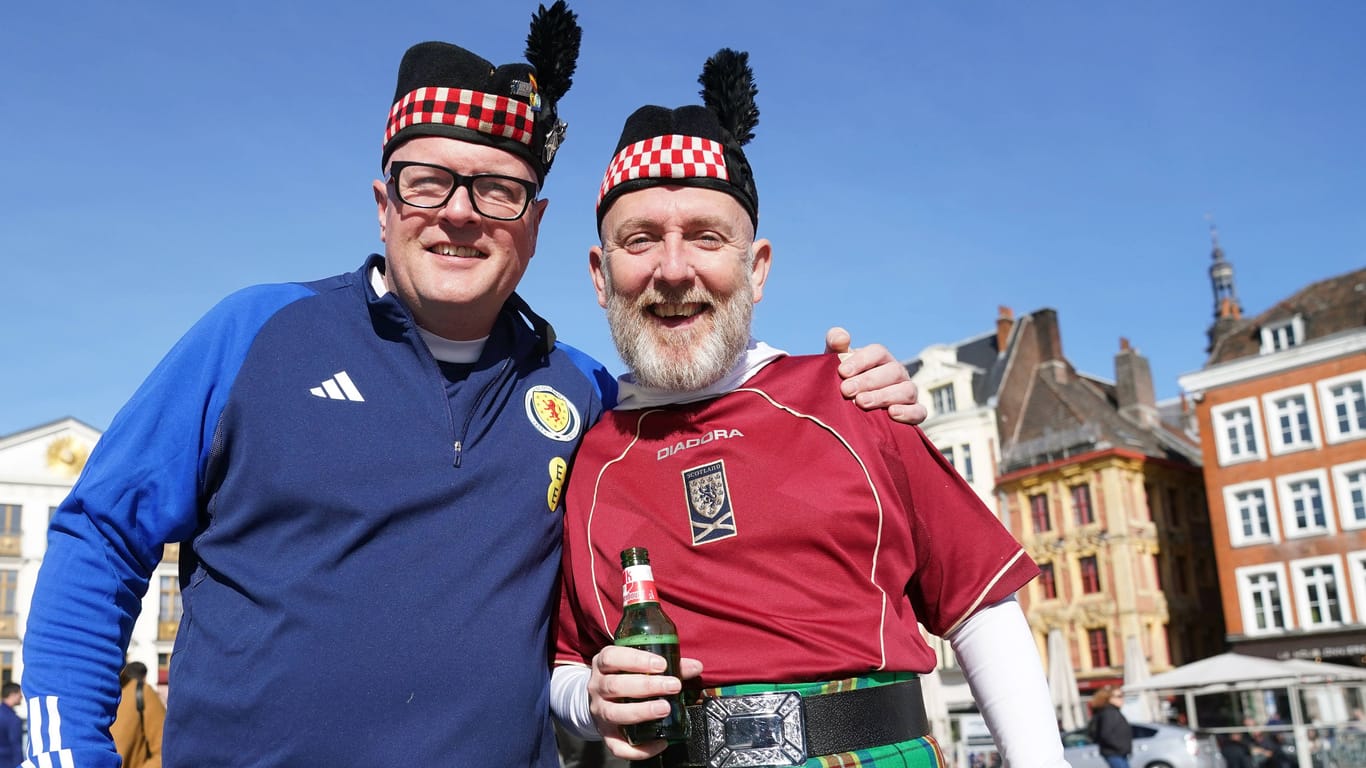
[{"xmin": 450, "ymin": 357, "xmax": 513, "ymax": 469}]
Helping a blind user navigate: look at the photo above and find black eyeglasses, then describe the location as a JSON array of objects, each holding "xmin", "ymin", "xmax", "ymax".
[{"xmin": 387, "ymin": 161, "xmax": 539, "ymax": 221}]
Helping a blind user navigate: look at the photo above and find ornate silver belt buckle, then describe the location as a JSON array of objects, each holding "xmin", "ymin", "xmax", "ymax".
[{"xmin": 702, "ymin": 691, "xmax": 807, "ymax": 768}]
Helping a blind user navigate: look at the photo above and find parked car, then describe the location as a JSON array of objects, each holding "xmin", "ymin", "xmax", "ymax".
[{"xmin": 1062, "ymin": 722, "xmax": 1226, "ymax": 768}]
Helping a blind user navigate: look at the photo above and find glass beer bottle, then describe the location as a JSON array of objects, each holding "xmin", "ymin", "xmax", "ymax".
[{"xmin": 613, "ymin": 546, "xmax": 690, "ymax": 744}]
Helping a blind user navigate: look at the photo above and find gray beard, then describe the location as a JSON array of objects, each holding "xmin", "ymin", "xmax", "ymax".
[{"xmin": 606, "ymin": 281, "xmax": 753, "ymax": 392}]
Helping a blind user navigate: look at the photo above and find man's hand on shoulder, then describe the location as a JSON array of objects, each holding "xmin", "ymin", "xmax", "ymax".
[{"xmin": 825, "ymin": 327, "xmax": 927, "ymax": 425}]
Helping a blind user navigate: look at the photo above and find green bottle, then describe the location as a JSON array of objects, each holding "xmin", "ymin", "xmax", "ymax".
[{"xmin": 613, "ymin": 547, "xmax": 690, "ymax": 745}]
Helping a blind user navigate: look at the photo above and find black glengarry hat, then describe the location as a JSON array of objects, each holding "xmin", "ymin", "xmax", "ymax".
[
  {"xmin": 382, "ymin": 1, "xmax": 581, "ymax": 184},
  {"xmin": 596, "ymin": 48, "xmax": 759, "ymax": 228}
]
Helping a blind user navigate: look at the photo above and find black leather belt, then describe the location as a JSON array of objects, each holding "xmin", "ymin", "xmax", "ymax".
[{"xmin": 654, "ymin": 678, "xmax": 929, "ymax": 768}]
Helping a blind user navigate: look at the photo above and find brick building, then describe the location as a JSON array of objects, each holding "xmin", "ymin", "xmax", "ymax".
[{"xmin": 1178, "ymin": 242, "xmax": 1366, "ymax": 671}]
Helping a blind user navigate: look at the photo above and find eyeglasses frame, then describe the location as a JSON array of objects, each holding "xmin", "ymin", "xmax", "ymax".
[{"xmin": 386, "ymin": 160, "xmax": 539, "ymax": 221}]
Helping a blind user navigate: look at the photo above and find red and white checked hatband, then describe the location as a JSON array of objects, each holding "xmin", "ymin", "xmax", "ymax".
[
  {"xmin": 596, "ymin": 135, "xmax": 729, "ymax": 207},
  {"xmin": 384, "ymin": 87, "xmax": 535, "ymax": 149}
]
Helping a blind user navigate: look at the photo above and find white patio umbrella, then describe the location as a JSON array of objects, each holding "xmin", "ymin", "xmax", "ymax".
[
  {"xmin": 1122, "ymin": 634, "xmax": 1159, "ymax": 722},
  {"xmin": 1047, "ymin": 628, "xmax": 1085, "ymax": 731}
]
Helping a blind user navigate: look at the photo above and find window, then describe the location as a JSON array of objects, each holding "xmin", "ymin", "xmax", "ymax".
[
  {"xmin": 1029, "ymin": 493, "xmax": 1051, "ymax": 533},
  {"xmin": 1334, "ymin": 461, "xmax": 1366, "ymax": 531},
  {"xmin": 1224, "ymin": 480, "xmax": 1277, "ymax": 546},
  {"xmin": 930, "ymin": 384, "xmax": 957, "ymax": 415},
  {"xmin": 1259, "ymin": 316, "xmax": 1304, "ymax": 353},
  {"xmin": 0, "ymin": 505, "xmax": 18, "ymax": 535},
  {"xmin": 1291, "ymin": 557, "xmax": 1349, "ymax": 629},
  {"xmin": 1237, "ymin": 564, "xmax": 1289, "ymax": 635},
  {"xmin": 0, "ymin": 652, "xmax": 12, "ymax": 686},
  {"xmin": 1212, "ymin": 398, "xmax": 1266, "ymax": 465},
  {"xmin": 1263, "ymin": 386, "xmax": 1319, "ymax": 454},
  {"xmin": 158, "ymin": 652, "xmax": 174, "ymax": 685},
  {"xmin": 941, "ymin": 446, "xmax": 955, "ymax": 469},
  {"xmin": 160, "ymin": 575, "xmax": 183, "ymax": 624},
  {"xmin": 1165, "ymin": 488, "xmax": 1181, "ymax": 528},
  {"xmin": 1319, "ymin": 374, "xmax": 1366, "ymax": 444},
  {"xmin": 1276, "ymin": 470, "xmax": 1333, "ymax": 539},
  {"xmin": 0, "ymin": 570, "xmax": 15, "ymax": 616},
  {"xmin": 1087, "ymin": 627, "xmax": 1111, "ymax": 668},
  {"xmin": 1174, "ymin": 554, "xmax": 1189, "ymax": 593},
  {"xmin": 1080, "ymin": 555, "xmax": 1101, "ymax": 594},
  {"xmin": 1347, "ymin": 552, "xmax": 1366, "ymax": 631},
  {"xmin": 1071, "ymin": 484, "xmax": 1094, "ymax": 526},
  {"xmin": 1038, "ymin": 562, "xmax": 1057, "ymax": 599},
  {"xmin": 960, "ymin": 444, "xmax": 974, "ymax": 483}
]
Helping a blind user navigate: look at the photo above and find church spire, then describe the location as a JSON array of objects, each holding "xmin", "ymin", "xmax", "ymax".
[{"xmin": 1205, "ymin": 218, "xmax": 1242, "ymax": 353}]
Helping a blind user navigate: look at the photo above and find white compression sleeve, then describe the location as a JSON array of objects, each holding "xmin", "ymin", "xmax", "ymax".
[
  {"xmin": 550, "ymin": 664, "xmax": 600, "ymax": 740},
  {"xmin": 945, "ymin": 596, "xmax": 1069, "ymax": 768}
]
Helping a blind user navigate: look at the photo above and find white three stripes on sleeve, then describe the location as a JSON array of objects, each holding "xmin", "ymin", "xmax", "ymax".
[{"xmin": 23, "ymin": 696, "xmax": 75, "ymax": 768}]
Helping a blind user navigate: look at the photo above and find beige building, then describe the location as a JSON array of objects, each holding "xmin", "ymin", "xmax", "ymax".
[{"xmin": 995, "ymin": 309, "xmax": 1224, "ymax": 701}]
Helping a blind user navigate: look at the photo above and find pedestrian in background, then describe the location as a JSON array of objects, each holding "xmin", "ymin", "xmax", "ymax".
[
  {"xmin": 0, "ymin": 682, "xmax": 23, "ymax": 767},
  {"xmin": 1087, "ymin": 685, "xmax": 1133, "ymax": 768},
  {"xmin": 1220, "ymin": 729, "xmax": 1255, "ymax": 768},
  {"xmin": 110, "ymin": 662, "xmax": 164, "ymax": 768}
]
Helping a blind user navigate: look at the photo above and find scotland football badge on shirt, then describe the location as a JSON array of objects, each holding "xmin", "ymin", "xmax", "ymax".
[{"xmin": 682, "ymin": 460, "xmax": 737, "ymax": 545}]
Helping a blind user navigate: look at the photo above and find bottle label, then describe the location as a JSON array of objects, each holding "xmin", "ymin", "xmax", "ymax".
[
  {"xmin": 622, "ymin": 564, "xmax": 659, "ymax": 605},
  {"xmin": 615, "ymin": 634, "xmax": 679, "ymax": 646}
]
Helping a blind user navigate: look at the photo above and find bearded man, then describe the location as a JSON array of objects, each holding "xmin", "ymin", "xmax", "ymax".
[{"xmin": 550, "ymin": 50, "xmax": 1069, "ymax": 768}]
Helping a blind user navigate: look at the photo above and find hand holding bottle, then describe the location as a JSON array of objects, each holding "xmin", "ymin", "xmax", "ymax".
[
  {"xmin": 593, "ymin": 547, "xmax": 701, "ymax": 760},
  {"xmin": 587, "ymin": 645, "xmax": 703, "ymax": 760}
]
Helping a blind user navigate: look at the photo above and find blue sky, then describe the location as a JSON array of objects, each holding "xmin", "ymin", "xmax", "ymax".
[{"xmin": 3, "ymin": 1, "xmax": 1363, "ymax": 436}]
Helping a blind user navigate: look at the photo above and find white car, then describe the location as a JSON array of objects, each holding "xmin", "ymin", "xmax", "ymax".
[{"xmin": 1061, "ymin": 722, "xmax": 1226, "ymax": 768}]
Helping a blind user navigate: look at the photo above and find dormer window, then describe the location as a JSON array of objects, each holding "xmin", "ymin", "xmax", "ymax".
[
  {"xmin": 931, "ymin": 384, "xmax": 957, "ymax": 415},
  {"xmin": 1259, "ymin": 315, "xmax": 1305, "ymax": 353}
]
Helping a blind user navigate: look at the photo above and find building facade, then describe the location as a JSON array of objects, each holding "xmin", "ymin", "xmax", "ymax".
[
  {"xmin": 906, "ymin": 306, "xmax": 1016, "ymax": 513},
  {"xmin": 0, "ymin": 418, "xmax": 181, "ymax": 689},
  {"xmin": 1178, "ymin": 257, "xmax": 1366, "ymax": 672},
  {"xmin": 996, "ymin": 309, "xmax": 1225, "ymax": 700},
  {"xmin": 905, "ymin": 308, "xmax": 1015, "ymax": 750}
]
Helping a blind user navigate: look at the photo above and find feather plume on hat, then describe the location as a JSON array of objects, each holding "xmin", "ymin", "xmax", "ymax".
[
  {"xmin": 525, "ymin": 1, "xmax": 582, "ymax": 170},
  {"xmin": 381, "ymin": 2, "xmax": 582, "ymax": 180},
  {"xmin": 698, "ymin": 48, "xmax": 759, "ymax": 147}
]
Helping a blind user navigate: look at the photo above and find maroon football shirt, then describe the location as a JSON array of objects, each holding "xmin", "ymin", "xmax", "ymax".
[{"xmin": 555, "ymin": 354, "xmax": 1038, "ymax": 686}]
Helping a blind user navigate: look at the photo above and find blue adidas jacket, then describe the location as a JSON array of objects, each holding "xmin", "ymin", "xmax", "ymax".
[{"xmin": 22, "ymin": 255, "xmax": 611, "ymax": 767}]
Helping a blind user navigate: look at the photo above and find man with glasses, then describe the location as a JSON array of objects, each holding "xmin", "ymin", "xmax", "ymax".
[
  {"xmin": 552, "ymin": 49, "xmax": 1067, "ymax": 767},
  {"xmin": 20, "ymin": 7, "xmax": 921, "ymax": 768}
]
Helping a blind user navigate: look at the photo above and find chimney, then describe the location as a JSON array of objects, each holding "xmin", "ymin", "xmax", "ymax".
[
  {"xmin": 1115, "ymin": 338, "xmax": 1159, "ymax": 429},
  {"xmin": 1029, "ymin": 308, "xmax": 1072, "ymax": 384},
  {"xmin": 996, "ymin": 306, "xmax": 1015, "ymax": 353},
  {"xmin": 1033, "ymin": 309, "xmax": 1064, "ymax": 362}
]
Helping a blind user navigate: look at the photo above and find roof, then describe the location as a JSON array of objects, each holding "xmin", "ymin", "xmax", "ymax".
[
  {"xmin": 1126, "ymin": 652, "xmax": 1366, "ymax": 693},
  {"xmin": 1208, "ymin": 266, "xmax": 1366, "ymax": 365},
  {"xmin": 998, "ymin": 310, "xmax": 1201, "ymax": 473},
  {"xmin": 902, "ymin": 329, "xmax": 1009, "ymax": 408}
]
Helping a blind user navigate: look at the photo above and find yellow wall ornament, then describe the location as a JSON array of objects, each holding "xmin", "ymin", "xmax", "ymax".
[{"xmin": 46, "ymin": 435, "xmax": 90, "ymax": 478}]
